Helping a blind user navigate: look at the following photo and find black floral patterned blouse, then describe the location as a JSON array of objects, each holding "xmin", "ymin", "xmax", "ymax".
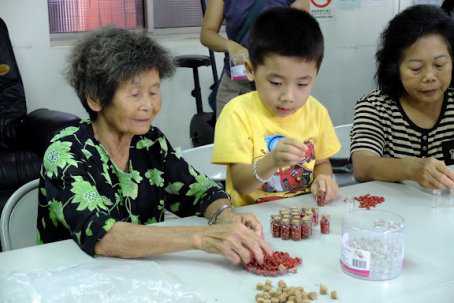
[{"xmin": 37, "ymin": 120, "xmax": 227, "ymax": 256}]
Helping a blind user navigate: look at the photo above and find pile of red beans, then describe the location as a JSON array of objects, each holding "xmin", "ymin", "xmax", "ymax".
[
  {"xmin": 354, "ymin": 194, "xmax": 385, "ymax": 209},
  {"xmin": 245, "ymin": 251, "xmax": 302, "ymax": 276}
]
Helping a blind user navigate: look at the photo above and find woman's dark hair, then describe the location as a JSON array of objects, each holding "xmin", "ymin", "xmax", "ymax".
[
  {"xmin": 249, "ymin": 7, "xmax": 324, "ymax": 70},
  {"xmin": 66, "ymin": 27, "xmax": 175, "ymax": 120},
  {"xmin": 376, "ymin": 5, "xmax": 454, "ymax": 100}
]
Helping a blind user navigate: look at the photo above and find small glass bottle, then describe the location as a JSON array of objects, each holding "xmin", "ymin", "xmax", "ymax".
[
  {"xmin": 290, "ymin": 207, "xmax": 301, "ymax": 214},
  {"xmin": 270, "ymin": 215, "xmax": 281, "ymax": 238},
  {"xmin": 320, "ymin": 215, "xmax": 330, "ymax": 234},
  {"xmin": 291, "ymin": 214, "xmax": 301, "ymax": 223},
  {"xmin": 291, "ymin": 218, "xmax": 302, "ymax": 241},
  {"xmin": 280, "ymin": 218, "xmax": 290, "ymax": 240},
  {"xmin": 280, "ymin": 208, "xmax": 290, "ymax": 216},
  {"xmin": 431, "ymin": 189, "xmax": 442, "ymax": 208},
  {"xmin": 312, "ymin": 207, "xmax": 319, "ymax": 225},
  {"xmin": 281, "ymin": 214, "xmax": 291, "ymax": 222},
  {"xmin": 300, "ymin": 207, "xmax": 307, "ymax": 218},
  {"xmin": 291, "ymin": 210, "xmax": 301, "ymax": 219},
  {"xmin": 301, "ymin": 216, "xmax": 312, "ymax": 239}
]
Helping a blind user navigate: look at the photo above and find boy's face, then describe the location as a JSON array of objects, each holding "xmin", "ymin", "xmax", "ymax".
[{"xmin": 248, "ymin": 54, "xmax": 318, "ymax": 117}]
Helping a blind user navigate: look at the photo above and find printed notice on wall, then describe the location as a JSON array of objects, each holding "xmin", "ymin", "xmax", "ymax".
[{"xmin": 310, "ymin": 0, "xmax": 335, "ymax": 19}]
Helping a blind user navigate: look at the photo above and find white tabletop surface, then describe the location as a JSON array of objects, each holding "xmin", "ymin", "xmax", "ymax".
[{"xmin": 1, "ymin": 180, "xmax": 454, "ymax": 303}]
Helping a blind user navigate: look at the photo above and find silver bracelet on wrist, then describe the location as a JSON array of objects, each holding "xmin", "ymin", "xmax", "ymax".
[
  {"xmin": 208, "ymin": 204, "xmax": 231, "ymax": 225},
  {"xmin": 252, "ymin": 158, "xmax": 272, "ymax": 183}
]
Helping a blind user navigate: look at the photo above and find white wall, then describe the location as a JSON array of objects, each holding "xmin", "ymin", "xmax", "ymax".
[{"xmin": 0, "ymin": 0, "xmax": 398, "ymax": 149}]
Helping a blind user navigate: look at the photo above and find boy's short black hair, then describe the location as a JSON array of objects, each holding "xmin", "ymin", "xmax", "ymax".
[
  {"xmin": 249, "ymin": 7, "xmax": 324, "ymax": 70},
  {"xmin": 376, "ymin": 5, "xmax": 454, "ymax": 100}
]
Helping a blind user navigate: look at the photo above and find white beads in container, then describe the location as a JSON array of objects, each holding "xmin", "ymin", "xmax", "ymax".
[{"xmin": 340, "ymin": 210, "xmax": 405, "ymax": 281}]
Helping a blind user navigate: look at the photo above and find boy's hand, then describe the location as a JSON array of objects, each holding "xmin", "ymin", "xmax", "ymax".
[
  {"xmin": 271, "ymin": 138, "xmax": 310, "ymax": 168},
  {"xmin": 311, "ymin": 174, "xmax": 338, "ymax": 205}
]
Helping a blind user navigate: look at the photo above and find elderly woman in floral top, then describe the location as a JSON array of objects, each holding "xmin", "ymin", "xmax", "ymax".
[{"xmin": 37, "ymin": 27, "xmax": 270, "ymax": 265}]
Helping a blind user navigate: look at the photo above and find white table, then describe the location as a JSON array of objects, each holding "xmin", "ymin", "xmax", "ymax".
[{"xmin": 1, "ymin": 181, "xmax": 454, "ymax": 303}]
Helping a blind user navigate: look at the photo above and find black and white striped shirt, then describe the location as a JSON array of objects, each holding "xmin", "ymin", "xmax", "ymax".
[{"xmin": 351, "ymin": 88, "xmax": 454, "ymax": 164}]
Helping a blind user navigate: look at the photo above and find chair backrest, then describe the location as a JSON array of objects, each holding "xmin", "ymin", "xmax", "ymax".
[
  {"xmin": 332, "ymin": 123, "xmax": 357, "ymax": 187},
  {"xmin": 0, "ymin": 178, "xmax": 39, "ymax": 251},
  {"xmin": 182, "ymin": 144, "xmax": 226, "ymax": 181},
  {"xmin": 333, "ymin": 123, "xmax": 352, "ymax": 159}
]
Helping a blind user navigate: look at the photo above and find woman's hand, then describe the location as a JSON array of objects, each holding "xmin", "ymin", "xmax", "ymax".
[
  {"xmin": 216, "ymin": 210, "xmax": 263, "ymax": 238},
  {"xmin": 271, "ymin": 138, "xmax": 309, "ymax": 168},
  {"xmin": 226, "ymin": 40, "xmax": 249, "ymax": 65},
  {"xmin": 405, "ymin": 157, "xmax": 454, "ymax": 189},
  {"xmin": 311, "ymin": 174, "xmax": 339, "ymax": 205},
  {"xmin": 193, "ymin": 221, "xmax": 272, "ymax": 266}
]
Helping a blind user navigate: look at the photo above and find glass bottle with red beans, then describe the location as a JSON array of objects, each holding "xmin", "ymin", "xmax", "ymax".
[
  {"xmin": 280, "ymin": 218, "xmax": 291, "ymax": 240},
  {"xmin": 320, "ymin": 215, "xmax": 330, "ymax": 234},
  {"xmin": 270, "ymin": 215, "xmax": 281, "ymax": 238},
  {"xmin": 290, "ymin": 218, "xmax": 302, "ymax": 241},
  {"xmin": 301, "ymin": 216, "xmax": 312, "ymax": 239}
]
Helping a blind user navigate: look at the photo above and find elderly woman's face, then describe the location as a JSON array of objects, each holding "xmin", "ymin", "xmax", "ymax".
[
  {"xmin": 101, "ymin": 69, "xmax": 161, "ymax": 136},
  {"xmin": 399, "ymin": 34, "xmax": 452, "ymax": 105}
]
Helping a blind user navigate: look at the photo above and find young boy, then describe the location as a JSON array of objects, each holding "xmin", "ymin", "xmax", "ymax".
[{"xmin": 212, "ymin": 7, "xmax": 341, "ymax": 206}]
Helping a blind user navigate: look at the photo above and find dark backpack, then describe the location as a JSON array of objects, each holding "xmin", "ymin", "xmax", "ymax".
[{"xmin": 0, "ymin": 17, "xmax": 27, "ymax": 149}]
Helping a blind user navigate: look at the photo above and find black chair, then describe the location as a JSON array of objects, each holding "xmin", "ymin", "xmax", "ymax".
[
  {"xmin": 0, "ymin": 17, "xmax": 80, "ymax": 239},
  {"xmin": 174, "ymin": 0, "xmax": 219, "ymax": 147}
]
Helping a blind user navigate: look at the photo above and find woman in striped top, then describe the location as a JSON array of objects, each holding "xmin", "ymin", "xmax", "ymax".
[{"xmin": 351, "ymin": 5, "xmax": 454, "ymax": 190}]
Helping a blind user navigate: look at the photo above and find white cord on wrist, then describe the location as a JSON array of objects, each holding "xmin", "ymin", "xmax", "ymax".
[{"xmin": 252, "ymin": 158, "xmax": 273, "ymax": 183}]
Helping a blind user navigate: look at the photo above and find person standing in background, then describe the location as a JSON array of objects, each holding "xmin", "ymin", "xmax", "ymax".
[{"xmin": 200, "ymin": 0, "xmax": 310, "ymax": 117}]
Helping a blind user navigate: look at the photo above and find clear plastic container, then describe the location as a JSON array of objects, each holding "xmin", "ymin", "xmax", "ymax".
[
  {"xmin": 340, "ymin": 210, "xmax": 405, "ymax": 281},
  {"xmin": 229, "ymin": 51, "xmax": 249, "ymax": 81}
]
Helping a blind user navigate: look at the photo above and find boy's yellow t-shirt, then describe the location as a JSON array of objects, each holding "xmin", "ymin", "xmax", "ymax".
[{"xmin": 212, "ymin": 91, "xmax": 340, "ymax": 206}]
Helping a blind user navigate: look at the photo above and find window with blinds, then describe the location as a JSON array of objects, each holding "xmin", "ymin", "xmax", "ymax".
[
  {"xmin": 47, "ymin": 0, "xmax": 203, "ymax": 33},
  {"xmin": 153, "ymin": 0, "xmax": 202, "ymax": 29}
]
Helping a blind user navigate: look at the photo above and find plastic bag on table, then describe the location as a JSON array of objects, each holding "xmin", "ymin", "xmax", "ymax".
[{"xmin": 0, "ymin": 258, "xmax": 205, "ymax": 303}]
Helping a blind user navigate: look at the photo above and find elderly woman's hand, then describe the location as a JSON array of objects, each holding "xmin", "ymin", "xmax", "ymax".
[
  {"xmin": 407, "ymin": 157, "xmax": 454, "ymax": 189},
  {"xmin": 216, "ymin": 210, "xmax": 264, "ymax": 238},
  {"xmin": 193, "ymin": 221, "xmax": 272, "ymax": 266}
]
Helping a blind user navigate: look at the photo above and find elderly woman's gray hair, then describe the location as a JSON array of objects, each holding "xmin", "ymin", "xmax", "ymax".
[{"xmin": 66, "ymin": 27, "xmax": 175, "ymax": 120}]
